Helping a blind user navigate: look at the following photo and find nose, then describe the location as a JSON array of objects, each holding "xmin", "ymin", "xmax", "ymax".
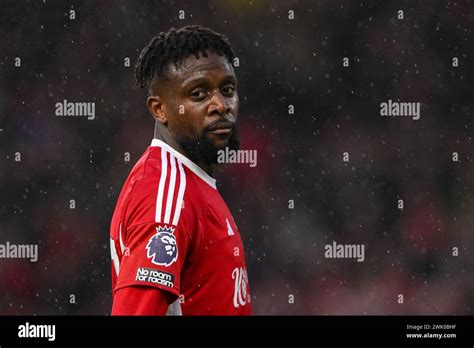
[{"xmin": 208, "ymin": 90, "xmax": 228, "ymax": 116}]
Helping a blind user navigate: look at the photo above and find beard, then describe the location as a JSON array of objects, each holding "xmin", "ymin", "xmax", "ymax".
[{"xmin": 176, "ymin": 127, "xmax": 240, "ymax": 165}]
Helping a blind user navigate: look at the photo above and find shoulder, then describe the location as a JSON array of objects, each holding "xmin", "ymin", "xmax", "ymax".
[{"xmin": 123, "ymin": 148, "xmax": 199, "ymax": 232}]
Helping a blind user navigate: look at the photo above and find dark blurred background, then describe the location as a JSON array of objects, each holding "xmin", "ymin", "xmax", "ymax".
[{"xmin": 0, "ymin": 0, "xmax": 473, "ymax": 315}]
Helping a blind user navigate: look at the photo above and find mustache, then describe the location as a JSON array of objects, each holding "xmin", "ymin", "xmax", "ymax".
[{"xmin": 205, "ymin": 120, "xmax": 236, "ymax": 132}]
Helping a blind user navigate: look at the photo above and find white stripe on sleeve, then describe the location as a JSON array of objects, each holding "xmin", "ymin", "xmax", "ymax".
[
  {"xmin": 164, "ymin": 154, "xmax": 177, "ymax": 224},
  {"xmin": 118, "ymin": 223, "xmax": 125, "ymax": 254},
  {"xmin": 172, "ymin": 161, "xmax": 186, "ymax": 226},
  {"xmin": 110, "ymin": 238, "xmax": 120, "ymax": 276},
  {"xmin": 155, "ymin": 148, "xmax": 168, "ymax": 223}
]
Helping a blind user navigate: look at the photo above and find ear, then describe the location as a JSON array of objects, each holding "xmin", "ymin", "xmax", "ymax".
[{"xmin": 147, "ymin": 95, "xmax": 167, "ymax": 125}]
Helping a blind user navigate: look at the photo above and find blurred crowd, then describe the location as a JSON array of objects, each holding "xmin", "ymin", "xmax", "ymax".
[{"xmin": 0, "ymin": 0, "xmax": 473, "ymax": 314}]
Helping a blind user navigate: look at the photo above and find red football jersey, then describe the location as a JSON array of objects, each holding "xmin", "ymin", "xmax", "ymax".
[{"xmin": 110, "ymin": 138, "xmax": 252, "ymax": 315}]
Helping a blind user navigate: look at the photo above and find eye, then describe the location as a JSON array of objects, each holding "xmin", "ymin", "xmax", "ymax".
[
  {"xmin": 222, "ymin": 85, "xmax": 235, "ymax": 96},
  {"xmin": 190, "ymin": 89, "xmax": 206, "ymax": 99}
]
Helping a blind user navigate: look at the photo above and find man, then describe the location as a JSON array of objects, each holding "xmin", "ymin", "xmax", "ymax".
[{"xmin": 110, "ymin": 25, "xmax": 252, "ymax": 315}]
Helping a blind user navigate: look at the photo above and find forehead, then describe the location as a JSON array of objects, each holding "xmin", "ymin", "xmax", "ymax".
[{"xmin": 165, "ymin": 51, "xmax": 236, "ymax": 86}]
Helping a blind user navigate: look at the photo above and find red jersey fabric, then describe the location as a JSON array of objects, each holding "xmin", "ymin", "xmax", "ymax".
[
  {"xmin": 111, "ymin": 286, "xmax": 171, "ymax": 315},
  {"xmin": 110, "ymin": 138, "xmax": 252, "ymax": 315}
]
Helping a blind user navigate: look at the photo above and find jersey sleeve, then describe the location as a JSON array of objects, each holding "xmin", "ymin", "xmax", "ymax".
[
  {"xmin": 112, "ymin": 286, "xmax": 172, "ymax": 315},
  {"xmin": 111, "ymin": 150, "xmax": 201, "ymax": 304},
  {"xmin": 114, "ymin": 220, "xmax": 191, "ymax": 299}
]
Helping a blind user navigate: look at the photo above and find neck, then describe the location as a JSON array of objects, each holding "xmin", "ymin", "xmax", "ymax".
[{"xmin": 154, "ymin": 121, "xmax": 215, "ymax": 177}]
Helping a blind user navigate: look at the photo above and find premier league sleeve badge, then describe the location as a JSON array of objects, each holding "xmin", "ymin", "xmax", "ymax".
[{"xmin": 146, "ymin": 226, "xmax": 178, "ymax": 267}]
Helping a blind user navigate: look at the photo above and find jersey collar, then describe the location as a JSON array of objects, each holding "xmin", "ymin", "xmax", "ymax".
[{"xmin": 151, "ymin": 138, "xmax": 217, "ymax": 190}]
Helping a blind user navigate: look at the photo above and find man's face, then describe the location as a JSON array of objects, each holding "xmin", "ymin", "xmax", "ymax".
[{"xmin": 157, "ymin": 51, "xmax": 240, "ymax": 164}]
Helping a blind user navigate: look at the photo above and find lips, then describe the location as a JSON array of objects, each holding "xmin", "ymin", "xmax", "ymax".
[
  {"xmin": 206, "ymin": 121, "xmax": 235, "ymax": 134},
  {"xmin": 207, "ymin": 128, "xmax": 232, "ymax": 135}
]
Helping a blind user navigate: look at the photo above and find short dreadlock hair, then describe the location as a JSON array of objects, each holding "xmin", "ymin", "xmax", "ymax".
[{"xmin": 135, "ymin": 25, "xmax": 236, "ymax": 94}]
